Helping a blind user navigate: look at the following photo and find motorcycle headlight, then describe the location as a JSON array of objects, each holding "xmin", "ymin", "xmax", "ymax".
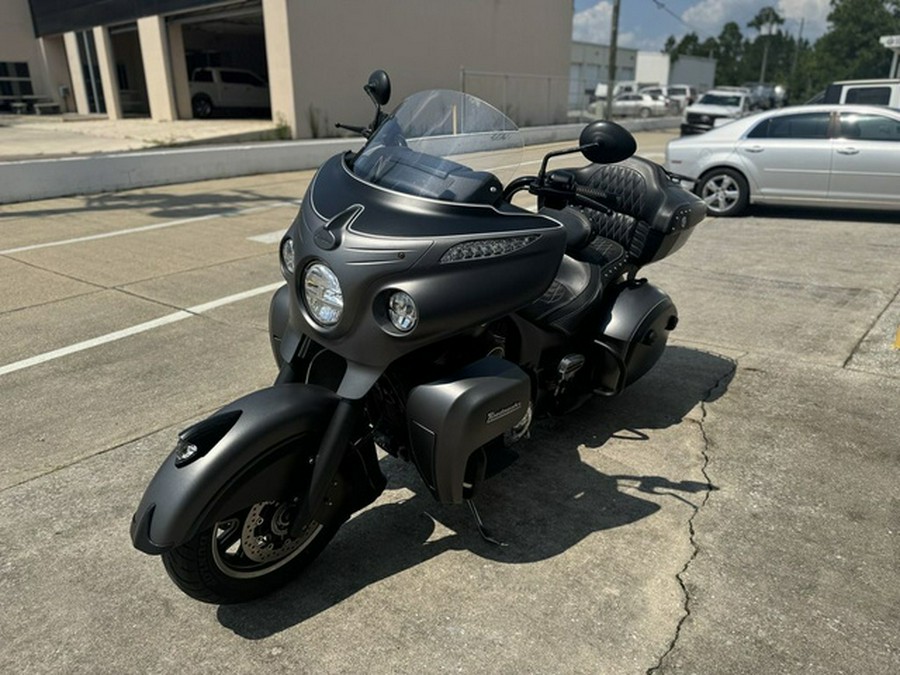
[
  {"xmin": 303, "ymin": 262, "xmax": 343, "ymax": 326},
  {"xmin": 387, "ymin": 291, "xmax": 418, "ymax": 332}
]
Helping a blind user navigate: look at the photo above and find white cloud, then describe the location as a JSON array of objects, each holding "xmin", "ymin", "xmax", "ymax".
[
  {"xmin": 681, "ymin": 0, "xmax": 747, "ymax": 38},
  {"xmin": 680, "ymin": 0, "xmax": 830, "ymax": 41},
  {"xmin": 572, "ymin": 2, "xmax": 638, "ymax": 47},
  {"xmin": 776, "ymin": 0, "xmax": 830, "ymax": 40}
]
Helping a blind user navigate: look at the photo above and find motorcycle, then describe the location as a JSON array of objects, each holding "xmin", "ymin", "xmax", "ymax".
[{"xmin": 130, "ymin": 71, "xmax": 706, "ymax": 604}]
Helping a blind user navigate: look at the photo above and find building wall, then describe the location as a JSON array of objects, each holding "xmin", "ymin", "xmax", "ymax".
[
  {"xmin": 0, "ymin": 0, "xmax": 70, "ymax": 107},
  {"xmin": 270, "ymin": 0, "xmax": 573, "ymax": 136},
  {"xmin": 635, "ymin": 51, "xmax": 669, "ymax": 87},
  {"xmin": 669, "ymin": 55, "xmax": 717, "ymax": 91},
  {"xmin": 570, "ymin": 40, "xmax": 638, "ymax": 87},
  {"xmin": 10, "ymin": 0, "xmax": 572, "ymax": 132}
]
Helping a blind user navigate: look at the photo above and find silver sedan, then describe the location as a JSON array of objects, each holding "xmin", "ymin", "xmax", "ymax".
[{"xmin": 665, "ymin": 104, "xmax": 900, "ymax": 216}]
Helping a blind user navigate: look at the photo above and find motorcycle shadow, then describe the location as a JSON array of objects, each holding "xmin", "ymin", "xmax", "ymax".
[{"xmin": 217, "ymin": 346, "xmax": 734, "ymax": 637}]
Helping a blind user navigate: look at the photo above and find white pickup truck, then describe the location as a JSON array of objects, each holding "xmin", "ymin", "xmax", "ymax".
[
  {"xmin": 189, "ymin": 67, "xmax": 270, "ymax": 118},
  {"xmin": 679, "ymin": 88, "xmax": 751, "ymax": 136},
  {"xmin": 822, "ymin": 79, "xmax": 900, "ymax": 107}
]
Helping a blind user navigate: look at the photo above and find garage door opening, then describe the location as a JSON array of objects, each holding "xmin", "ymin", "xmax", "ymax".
[{"xmin": 170, "ymin": 2, "xmax": 269, "ymax": 120}]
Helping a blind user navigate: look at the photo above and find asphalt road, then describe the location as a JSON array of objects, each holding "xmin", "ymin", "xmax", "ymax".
[{"xmin": 0, "ymin": 133, "xmax": 897, "ymax": 674}]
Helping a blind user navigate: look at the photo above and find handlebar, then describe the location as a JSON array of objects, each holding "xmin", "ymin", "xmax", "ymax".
[{"xmin": 502, "ymin": 170, "xmax": 615, "ymax": 216}]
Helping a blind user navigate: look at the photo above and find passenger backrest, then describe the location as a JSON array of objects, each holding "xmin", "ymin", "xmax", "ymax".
[{"xmin": 572, "ymin": 156, "xmax": 706, "ymax": 267}]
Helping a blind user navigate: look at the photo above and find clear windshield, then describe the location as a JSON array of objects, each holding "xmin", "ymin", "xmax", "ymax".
[
  {"xmin": 351, "ymin": 90, "xmax": 523, "ymax": 204},
  {"xmin": 699, "ymin": 93, "xmax": 743, "ymax": 107}
]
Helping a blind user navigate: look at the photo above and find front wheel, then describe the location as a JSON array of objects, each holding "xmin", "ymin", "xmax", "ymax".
[
  {"xmin": 696, "ymin": 167, "xmax": 749, "ymax": 217},
  {"xmin": 161, "ymin": 496, "xmax": 343, "ymax": 604}
]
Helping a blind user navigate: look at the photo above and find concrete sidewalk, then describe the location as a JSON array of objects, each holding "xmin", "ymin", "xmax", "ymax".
[
  {"xmin": 0, "ymin": 114, "xmax": 282, "ymax": 161},
  {"xmin": 0, "ymin": 115, "xmax": 680, "ymax": 205}
]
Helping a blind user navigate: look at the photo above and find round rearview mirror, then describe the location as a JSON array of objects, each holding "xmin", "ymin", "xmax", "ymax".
[
  {"xmin": 579, "ymin": 120, "xmax": 637, "ymax": 164},
  {"xmin": 365, "ymin": 70, "xmax": 391, "ymax": 107}
]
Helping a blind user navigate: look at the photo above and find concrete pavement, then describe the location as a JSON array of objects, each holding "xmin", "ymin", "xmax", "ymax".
[{"xmin": 0, "ymin": 134, "xmax": 897, "ymax": 673}]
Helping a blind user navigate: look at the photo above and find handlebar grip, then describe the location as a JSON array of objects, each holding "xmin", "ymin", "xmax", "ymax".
[
  {"xmin": 575, "ymin": 184, "xmax": 612, "ymax": 204},
  {"xmin": 574, "ymin": 185, "xmax": 615, "ymax": 214}
]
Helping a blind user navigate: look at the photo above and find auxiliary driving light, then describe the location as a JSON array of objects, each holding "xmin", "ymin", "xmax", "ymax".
[
  {"xmin": 303, "ymin": 262, "xmax": 343, "ymax": 326},
  {"xmin": 280, "ymin": 237, "xmax": 295, "ymax": 274},
  {"xmin": 388, "ymin": 291, "xmax": 418, "ymax": 332}
]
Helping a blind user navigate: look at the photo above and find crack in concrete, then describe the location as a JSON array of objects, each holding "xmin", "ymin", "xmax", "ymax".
[
  {"xmin": 647, "ymin": 362, "xmax": 735, "ymax": 674},
  {"xmin": 842, "ymin": 284, "xmax": 900, "ymax": 369},
  {"xmin": 0, "ymin": 403, "xmax": 223, "ymax": 494}
]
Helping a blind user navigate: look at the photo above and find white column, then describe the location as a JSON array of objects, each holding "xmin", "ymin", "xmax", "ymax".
[
  {"xmin": 92, "ymin": 26, "xmax": 123, "ymax": 120},
  {"xmin": 137, "ymin": 16, "xmax": 177, "ymax": 121},
  {"xmin": 262, "ymin": 0, "xmax": 298, "ymax": 137},
  {"xmin": 167, "ymin": 22, "xmax": 192, "ymax": 119},
  {"xmin": 63, "ymin": 32, "xmax": 90, "ymax": 114}
]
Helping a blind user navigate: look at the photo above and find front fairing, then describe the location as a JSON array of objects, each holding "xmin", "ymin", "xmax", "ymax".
[{"xmin": 280, "ymin": 153, "xmax": 565, "ymax": 376}]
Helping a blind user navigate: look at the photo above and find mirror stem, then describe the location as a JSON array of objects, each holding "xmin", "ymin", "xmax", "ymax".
[{"xmin": 537, "ymin": 143, "xmax": 602, "ymax": 182}]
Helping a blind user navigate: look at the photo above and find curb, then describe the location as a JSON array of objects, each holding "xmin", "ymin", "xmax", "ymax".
[{"xmin": 0, "ymin": 118, "xmax": 679, "ymax": 205}]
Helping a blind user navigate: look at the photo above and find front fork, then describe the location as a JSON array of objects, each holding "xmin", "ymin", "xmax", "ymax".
[{"xmin": 293, "ymin": 397, "xmax": 361, "ymax": 536}]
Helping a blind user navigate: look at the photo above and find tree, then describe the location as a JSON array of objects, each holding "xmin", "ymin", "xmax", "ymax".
[
  {"xmin": 715, "ymin": 22, "xmax": 747, "ymax": 85},
  {"xmin": 811, "ymin": 0, "xmax": 900, "ymax": 83},
  {"xmin": 747, "ymin": 6, "xmax": 785, "ymax": 82}
]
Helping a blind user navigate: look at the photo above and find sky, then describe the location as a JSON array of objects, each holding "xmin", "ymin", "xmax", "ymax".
[{"xmin": 572, "ymin": 0, "xmax": 833, "ymax": 52}]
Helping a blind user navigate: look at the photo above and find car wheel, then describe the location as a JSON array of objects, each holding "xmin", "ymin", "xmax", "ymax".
[
  {"xmin": 192, "ymin": 94, "xmax": 213, "ymax": 119},
  {"xmin": 639, "ymin": 107, "xmax": 651, "ymax": 119},
  {"xmin": 696, "ymin": 168, "xmax": 749, "ymax": 217}
]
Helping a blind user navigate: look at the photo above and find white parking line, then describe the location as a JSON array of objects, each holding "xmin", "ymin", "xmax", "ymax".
[
  {"xmin": 0, "ymin": 282, "xmax": 284, "ymax": 377},
  {"xmin": 0, "ymin": 201, "xmax": 300, "ymax": 256},
  {"xmin": 248, "ymin": 230, "xmax": 288, "ymax": 244}
]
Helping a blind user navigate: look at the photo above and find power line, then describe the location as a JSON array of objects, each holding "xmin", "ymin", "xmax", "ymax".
[{"xmin": 648, "ymin": 0, "xmax": 713, "ymax": 39}]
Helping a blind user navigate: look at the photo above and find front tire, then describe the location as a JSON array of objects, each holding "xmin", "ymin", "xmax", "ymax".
[
  {"xmin": 161, "ymin": 496, "xmax": 343, "ymax": 604},
  {"xmin": 696, "ymin": 167, "xmax": 749, "ymax": 217}
]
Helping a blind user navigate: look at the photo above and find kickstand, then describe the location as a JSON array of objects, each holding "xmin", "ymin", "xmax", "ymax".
[{"xmin": 466, "ymin": 499, "xmax": 507, "ymax": 547}]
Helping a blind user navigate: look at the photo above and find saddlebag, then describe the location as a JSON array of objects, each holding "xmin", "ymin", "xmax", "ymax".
[
  {"xmin": 591, "ymin": 280, "xmax": 678, "ymax": 395},
  {"xmin": 406, "ymin": 357, "xmax": 530, "ymax": 504}
]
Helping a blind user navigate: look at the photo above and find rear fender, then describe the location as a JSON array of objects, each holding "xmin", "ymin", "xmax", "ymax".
[{"xmin": 130, "ymin": 384, "xmax": 370, "ymax": 554}]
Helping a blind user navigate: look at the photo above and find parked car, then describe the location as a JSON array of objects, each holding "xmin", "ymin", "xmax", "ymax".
[
  {"xmin": 189, "ymin": 67, "xmax": 270, "ymax": 118},
  {"xmin": 665, "ymin": 104, "xmax": 900, "ymax": 216},
  {"xmin": 593, "ymin": 80, "xmax": 639, "ymax": 100},
  {"xmin": 640, "ymin": 84, "xmax": 697, "ymax": 111},
  {"xmin": 742, "ymin": 82, "xmax": 783, "ymax": 109},
  {"xmin": 680, "ymin": 88, "xmax": 752, "ymax": 135},
  {"xmin": 591, "ymin": 93, "xmax": 671, "ymax": 118}
]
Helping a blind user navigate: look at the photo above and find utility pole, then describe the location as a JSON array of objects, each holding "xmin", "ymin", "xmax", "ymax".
[
  {"xmin": 791, "ymin": 18, "xmax": 804, "ymax": 76},
  {"xmin": 604, "ymin": 0, "xmax": 621, "ymax": 120}
]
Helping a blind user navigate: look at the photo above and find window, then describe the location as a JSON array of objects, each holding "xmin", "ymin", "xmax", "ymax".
[
  {"xmin": 220, "ymin": 70, "xmax": 263, "ymax": 85},
  {"xmin": 839, "ymin": 113, "xmax": 900, "ymax": 141},
  {"xmin": 192, "ymin": 69, "xmax": 213, "ymax": 83},
  {"xmin": 0, "ymin": 61, "xmax": 33, "ymax": 101},
  {"xmin": 844, "ymin": 87, "xmax": 891, "ymax": 106},
  {"xmin": 699, "ymin": 93, "xmax": 743, "ymax": 107},
  {"xmin": 747, "ymin": 112, "xmax": 831, "ymax": 139}
]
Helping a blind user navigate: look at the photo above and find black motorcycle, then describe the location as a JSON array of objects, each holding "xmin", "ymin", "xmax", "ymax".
[{"xmin": 131, "ymin": 71, "xmax": 706, "ymax": 603}]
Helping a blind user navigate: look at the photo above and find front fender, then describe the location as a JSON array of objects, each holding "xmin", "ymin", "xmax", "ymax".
[{"xmin": 130, "ymin": 384, "xmax": 339, "ymax": 554}]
